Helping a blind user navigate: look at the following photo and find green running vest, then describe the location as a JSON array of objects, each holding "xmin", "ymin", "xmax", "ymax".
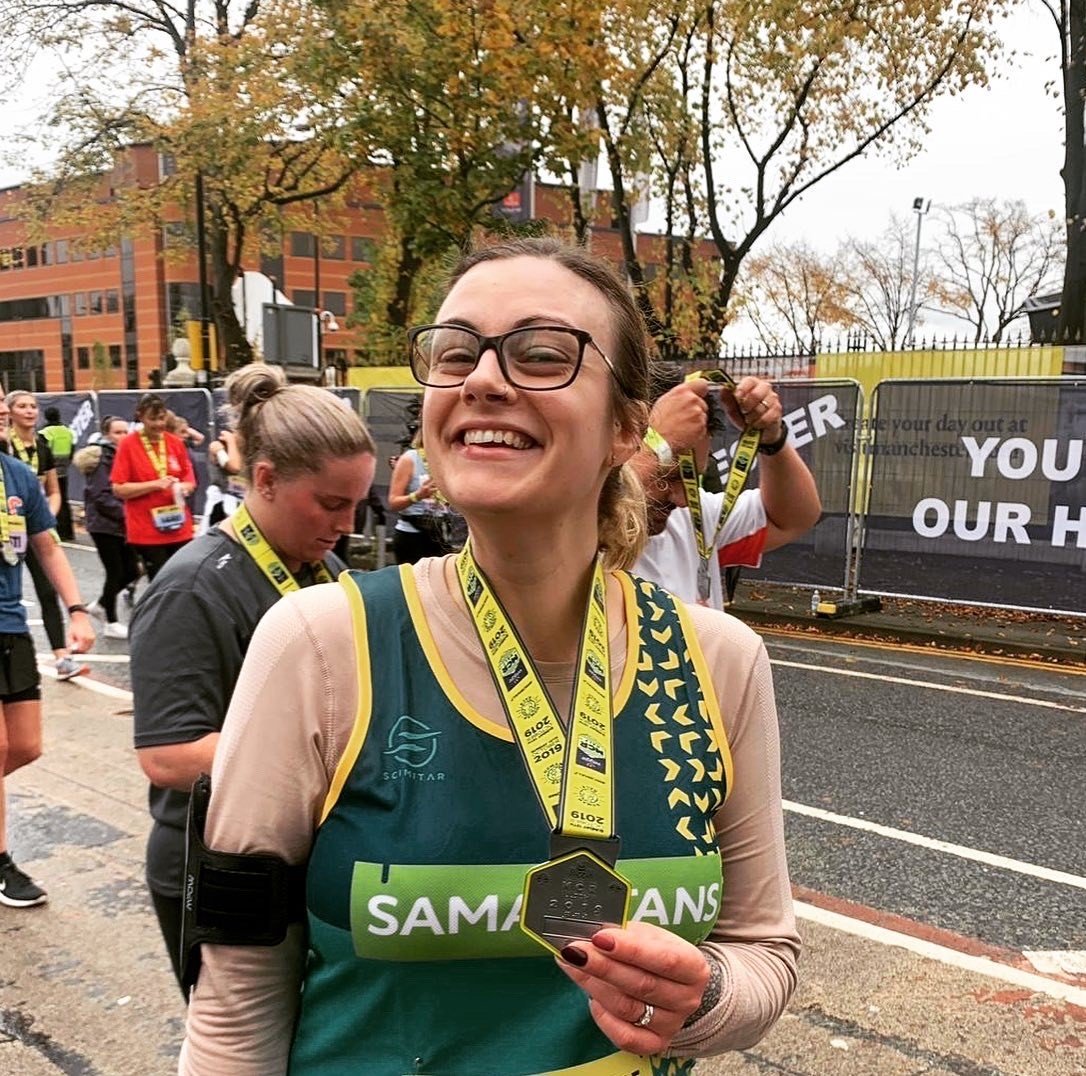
[{"xmin": 289, "ymin": 565, "xmax": 733, "ymax": 1076}]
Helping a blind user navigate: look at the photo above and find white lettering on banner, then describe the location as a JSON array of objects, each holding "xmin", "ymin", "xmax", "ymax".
[
  {"xmin": 715, "ymin": 393, "xmax": 845, "ymax": 468},
  {"xmin": 70, "ymin": 399, "xmax": 95, "ymax": 444},
  {"xmin": 962, "ymin": 436, "xmax": 1084, "ymax": 481},
  {"xmin": 1052, "ymin": 506, "xmax": 1086, "ymax": 548},
  {"xmin": 913, "ymin": 499, "xmax": 1034, "ymax": 544}
]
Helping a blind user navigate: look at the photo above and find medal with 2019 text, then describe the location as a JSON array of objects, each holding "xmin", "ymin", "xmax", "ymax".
[{"xmin": 457, "ymin": 544, "xmax": 631, "ymax": 956}]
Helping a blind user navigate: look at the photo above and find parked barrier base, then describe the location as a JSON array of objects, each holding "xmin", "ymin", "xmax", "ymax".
[{"xmin": 816, "ymin": 595, "xmax": 883, "ymax": 619}]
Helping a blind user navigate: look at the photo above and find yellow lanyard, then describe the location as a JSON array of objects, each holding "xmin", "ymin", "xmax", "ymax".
[
  {"xmin": 678, "ymin": 370, "xmax": 762, "ymax": 599},
  {"xmin": 0, "ymin": 461, "xmax": 9, "ymax": 552},
  {"xmin": 456, "ymin": 542, "xmax": 616, "ymax": 845},
  {"xmin": 232, "ymin": 503, "xmax": 332, "ymax": 596},
  {"xmin": 140, "ymin": 433, "xmax": 168, "ymax": 479},
  {"xmin": 12, "ymin": 436, "xmax": 37, "ymax": 472}
]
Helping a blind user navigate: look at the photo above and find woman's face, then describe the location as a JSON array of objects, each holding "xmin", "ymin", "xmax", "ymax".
[
  {"xmin": 106, "ymin": 420, "xmax": 129, "ymax": 445},
  {"xmin": 257, "ymin": 452, "xmax": 376, "ymax": 566},
  {"xmin": 421, "ymin": 257, "xmax": 635, "ymax": 523},
  {"xmin": 10, "ymin": 396, "xmax": 38, "ymax": 430},
  {"xmin": 140, "ymin": 408, "xmax": 168, "ymax": 436}
]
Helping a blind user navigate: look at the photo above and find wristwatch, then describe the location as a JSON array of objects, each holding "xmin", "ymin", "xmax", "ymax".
[
  {"xmin": 757, "ymin": 424, "xmax": 790, "ymax": 456},
  {"xmin": 643, "ymin": 426, "xmax": 674, "ymax": 466}
]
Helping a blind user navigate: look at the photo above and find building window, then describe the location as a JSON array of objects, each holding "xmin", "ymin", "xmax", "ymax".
[
  {"xmin": 25, "ymin": 246, "xmax": 37, "ymax": 268},
  {"xmin": 77, "ymin": 347, "xmax": 90, "ymax": 370},
  {"xmin": 0, "ymin": 249, "xmax": 10, "ymax": 271},
  {"xmin": 89, "ymin": 291, "xmax": 103, "ymax": 315},
  {"xmin": 159, "ymin": 153, "xmax": 178, "ymax": 179},
  {"xmin": 351, "ymin": 236, "xmax": 377, "ymax": 263},
  {"xmin": 74, "ymin": 293, "xmax": 88, "ymax": 316},
  {"xmin": 323, "ymin": 291, "xmax": 347, "ymax": 317},
  {"xmin": 55, "ymin": 240, "xmax": 69, "ymax": 264},
  {"xmin": 162, "ymin": 222, "xmax": 191, "ymax": 249},
  {"xmin": 41, "ymin": 242, "xmax": 53, "ymax": 266},
  {"xmin": 323, "ymin": 235, "xmax": 346, "ymax": 260},
  {"xmin": 290, "ymin": 232, "xmax": 315, "ymax": 258},
  {"xmin": 292, "ymin": 289, "xmax": 316, "ymax": 308},
  {"xmin": 109, "ymin": 345, "xmax": 122, "ymax": 368},
  {"xmin": 71, "ymin": 244, "xmax": 84, "ymax": 262},
  {"xmin": 105, "ymin": 290, "xmax": 119, "ymax": 314},
  {"xmin": 86, "ymin": 247, "xmax": 100, "ymax": 261}
]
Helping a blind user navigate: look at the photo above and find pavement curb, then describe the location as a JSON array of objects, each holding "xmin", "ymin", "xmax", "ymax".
[{"xmin": 731, "ymin": 607, "xmax": 1086, "ymax": 667}]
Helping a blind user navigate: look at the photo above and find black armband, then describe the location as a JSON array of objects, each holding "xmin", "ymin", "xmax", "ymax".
[{"xmin": 180, "ymin": 773, "xmax": 307, "ymax": 992}]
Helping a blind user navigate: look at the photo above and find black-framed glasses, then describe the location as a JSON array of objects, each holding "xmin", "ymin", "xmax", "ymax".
[{"xmin": 407, "ymin": 323, "xmax": 622, "ymax": 392}]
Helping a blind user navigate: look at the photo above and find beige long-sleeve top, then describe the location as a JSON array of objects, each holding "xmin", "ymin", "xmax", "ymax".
[{"xmin": 181, "ymin": 557, "xmax": 799, "ymax": 1073}]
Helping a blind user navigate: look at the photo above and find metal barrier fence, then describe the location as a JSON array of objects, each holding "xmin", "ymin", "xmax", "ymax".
[
  {"xmin": 858, "ymin": 377, "xmax": 1086, "ymax": 615},
  {"xmin": 714, "ymin": 379, "xmax": 863, "ymax": 592}
]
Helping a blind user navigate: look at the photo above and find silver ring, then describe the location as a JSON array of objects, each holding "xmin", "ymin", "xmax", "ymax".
[{"xmin": 633, "ymin": 1002, "xmax": 654, "ymax": 1028}]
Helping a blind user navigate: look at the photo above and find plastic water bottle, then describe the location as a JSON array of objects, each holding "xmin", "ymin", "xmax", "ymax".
[{"xmin": 810, "ymin": 589, "xmax": 821, "ymax": 615}]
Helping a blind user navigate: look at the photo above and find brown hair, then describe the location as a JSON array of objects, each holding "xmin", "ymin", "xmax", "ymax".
[
  {"xmin": 135, "ymin": 393, "xmax": 167, "ymax": 419},
  {"xmin": 223, "ymin": 364, "xmax": 376, "ymax": 482},
  {"xmin": 444, "ymin": 238, "xmax": 650, "ymax": 569}
]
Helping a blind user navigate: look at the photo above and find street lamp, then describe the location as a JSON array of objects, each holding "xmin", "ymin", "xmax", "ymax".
[
  {"xmin": 194, "ymin": 170, "xmax": 212, "ymax": 382},
  {"xmin": 905, "ymin": 195, "xmax": 931, "ymax": 348}
]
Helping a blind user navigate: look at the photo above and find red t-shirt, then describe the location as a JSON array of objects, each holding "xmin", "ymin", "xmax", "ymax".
[{"xmin": 111, "ymin": 430, "xmax": 196, "ymax": 545}]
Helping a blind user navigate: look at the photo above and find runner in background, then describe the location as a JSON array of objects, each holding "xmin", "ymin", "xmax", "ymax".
[
  {"xmin": 0, "ymin": 387, "xmax": 95, "ymax": 908},
  {"xmin": 110, "ymin": 393, "xmax": 196, "ymax": 582},
  {"xmin": 131, "ymin": 364, "xmax": 376, "ymax": 994},
  {"xmin": 73, "ymin": 416, "xmax": 139, "ymax": 639},
  {"xmin": 5, "ymin": 392, "xmax": 87, "ymax": 681},
  {"xmin": 633, "ymin": 372, "xmax": 821, "ymax": 609},
  {"xmin": 39, "ymin": 406, "xmax": 74, "ymax": 541}
]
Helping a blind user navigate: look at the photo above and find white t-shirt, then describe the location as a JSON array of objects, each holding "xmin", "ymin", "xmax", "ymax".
[{"xmin": 635, "ymin": 488, "xmax": 768, "ymax": 608}]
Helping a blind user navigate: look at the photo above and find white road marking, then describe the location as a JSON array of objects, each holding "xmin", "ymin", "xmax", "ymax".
[
  {"xmin": 38, "ymin": 664, "xmax": 134, "ymax": 701},
  {"xmin": 795, "ymin": 901, "xmax": 1086, "ymax": 1006},
  {"xmin": 770, "ymin": 658, "xmax": 1086, "ymax": 713},
  {"xmin": 1024, "ymin": 950, "xmax": 1086, "ymax": 976},
  {"xmin": 35, "ymin": 652, "xmax": 129, "ymax": 665},
  {"xmin": 784, "ymin": 799, "xmax": 1086, "ymax": 891}
]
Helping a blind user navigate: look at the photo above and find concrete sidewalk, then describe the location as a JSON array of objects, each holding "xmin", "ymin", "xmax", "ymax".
[
  {"xmin": 730, "ymin": 580, "xmax": 1085, "ymax": 665},
  {"xmin": 2, "ymin": 681, "xmax": 1083, "ymax": 1074}
]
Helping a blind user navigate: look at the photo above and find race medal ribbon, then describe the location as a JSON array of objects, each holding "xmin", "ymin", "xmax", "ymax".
[
  {"xmin": 0, "ymin": 465, "xmax": 18, "ymax": 566},
  {"xmin": 140, "ymin": 433, "xmax": 169, "ymax": 479},
  {"xmin": 680, "ymin": 370, "xmax": 762, "ymax": 602},
  {"xmin": 455, "ymin": 543, "xmax": 631, "ymax": 956},
  {"xmin": 12, "ymin": 437, "xmax": 38, "ymax": 473},
  {"xmin": 232, "ymin": 503, "xmax": 332, "ymax": 596}
]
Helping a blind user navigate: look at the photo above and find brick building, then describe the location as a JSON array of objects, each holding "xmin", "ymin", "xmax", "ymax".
[{"xmin": 0, "ymin": 144, "xmax": 698, "ymax": 391}]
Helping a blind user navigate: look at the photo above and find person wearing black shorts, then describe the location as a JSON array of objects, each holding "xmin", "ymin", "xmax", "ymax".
[{"xmin": 0, "ymin": 389, "xmax": 96, "ymax": 908}]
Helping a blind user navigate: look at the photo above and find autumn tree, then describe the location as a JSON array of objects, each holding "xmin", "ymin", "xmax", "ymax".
[
  {"xmin": 838, "ymin": 215, "xmax": 940, "ymax": 351},
  {"xmin": 0, "ymin": 0, "xmax": 357, "ymax": 367},
  {"xmin": 733, "ymin": 241, "xmax": 853, "ymax": 353},
  {"xmin": 1040, "ymin": 1, "xmax": 1086, "ymax": 340},
  {"xmin": 553, "ymin": 1, "xmax": 1011, "ymax": 362},
  {"xmin": 931, "ymin": 198, "xmax": 1063, "ymax": 343}
]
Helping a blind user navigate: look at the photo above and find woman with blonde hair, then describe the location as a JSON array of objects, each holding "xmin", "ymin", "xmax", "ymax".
[
  {"xmin": 130, "ymin": 364, "xmax": 376, "ymax": 994},
  {"xmin": 182, "ymin": 239, "xmax": 798, "ymax": 1072}
]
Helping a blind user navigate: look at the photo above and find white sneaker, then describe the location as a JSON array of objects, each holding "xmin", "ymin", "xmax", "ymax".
[
  {"xmin": 104, "ymin": 622, "xmax": 128, "ymax": 640},
  {"xmin": 86, "ymin": 601, "xmax": 106, "ymax": 621}
]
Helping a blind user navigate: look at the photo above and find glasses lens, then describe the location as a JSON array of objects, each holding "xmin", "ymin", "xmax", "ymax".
[
  {"xmin": 503, "ymin": 328, "xmax": 581, "ymax": 388},
  {"xmin": 413, "ymin": 326, "xmax": 480, "ymax": 384}
]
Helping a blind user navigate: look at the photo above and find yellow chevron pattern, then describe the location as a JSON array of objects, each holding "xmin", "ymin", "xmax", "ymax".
[{"xmin": 631, "ymin": 580, "xmax": 726, "ymax": 853}]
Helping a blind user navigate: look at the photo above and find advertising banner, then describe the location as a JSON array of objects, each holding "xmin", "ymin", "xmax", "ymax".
[
  {"xmin": 858, "ymin": 378, "xmax": 1086, "ymax": 614},
  {"xmin": 712, "ymin": 379, "xmax": 862, "ymax": 589},
  {"xmin": 34, "ymin": 391, "xmax": 98, "ymax": 505}
]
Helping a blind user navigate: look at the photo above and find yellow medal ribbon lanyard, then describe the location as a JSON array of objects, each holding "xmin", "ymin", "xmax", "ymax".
[
  {"xmin": 0, "ymin": 463, "xmax": 14, "ymax": 565},
  {"xmin": 12, "ymin": 437, "xmax": 38, "ymax": 473},
  {"xmin": 677, "ymin": 370, "xmax": 762, "ymax": 601},
  {"xmin": 140, "ymin": 432, "xmax": 168, "ymax": 479},
  {"xmin": 232, "ymin": 503, "xmax": 333, "ymax": 597},
  {"xmin": 456, "ymin": 542, "xmax": 630, "ymax": 955}
]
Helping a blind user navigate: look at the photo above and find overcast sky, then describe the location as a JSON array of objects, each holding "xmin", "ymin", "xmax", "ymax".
[{"xmin": 1, "ymin": 4, "xmax": 1064, "ymax": 250}]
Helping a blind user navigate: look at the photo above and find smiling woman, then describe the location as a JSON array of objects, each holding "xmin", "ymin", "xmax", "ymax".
[{"xmin": 181, "ymin": 239, "xmax": 799, "ymax": 1075}]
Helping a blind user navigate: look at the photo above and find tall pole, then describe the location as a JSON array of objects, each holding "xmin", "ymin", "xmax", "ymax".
[
  {"xmin": 194, "ymin": 170, "xmax": 211, "ymax": 381},
  {"xmin": 313, "ymin": 205, "xmax": 322, "ymax": 373},
  {"xmin": 905, "ymin": 196, "xmax": 929, "ymax": 348}
]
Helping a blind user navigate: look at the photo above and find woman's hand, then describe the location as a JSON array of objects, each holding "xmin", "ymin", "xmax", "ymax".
[
  {"xmin": 725, "ymin": 376, "xmax": 784, "ymax": 442},
  {"xmin": 416, "ymin": 477, "xmax": 437, "ymax": 501},
  {"xmin": 556, "ymin": 921, "xmax": 710, "ymax": 1055}
]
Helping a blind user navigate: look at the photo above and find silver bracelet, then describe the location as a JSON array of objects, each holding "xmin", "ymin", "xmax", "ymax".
[{"xmin": 682, "ymin": 955, "xmax": 724, "ymax": 1028}]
